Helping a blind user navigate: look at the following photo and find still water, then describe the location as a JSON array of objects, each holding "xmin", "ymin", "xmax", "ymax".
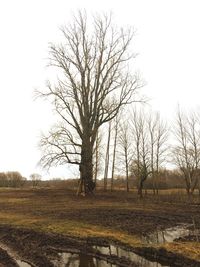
[
  {"xmin": 143, "ymin": 223, "xmax": 192, "ymax": 244},
  {"xmin": 52, "ymin": 245, "xmax": 169, "ymax": 267},
  {"xmin": 16, "ymin": 260, "xmax": 32, "ymax": 267},
  {"xmin": 14, "ymin": 224, "xmax": 195, "ymax": 267},
  {"xmin": 51, "ymin": 224, "xmax": 194, "ymax": 267}
]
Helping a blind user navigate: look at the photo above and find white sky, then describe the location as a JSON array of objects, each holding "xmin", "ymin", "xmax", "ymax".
[{"xmin": 0, "ymin": 0, "xmax": 200, "ymax": 179}]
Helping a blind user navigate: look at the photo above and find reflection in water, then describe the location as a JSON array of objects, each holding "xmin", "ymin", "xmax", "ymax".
[
  {"xmin": 16, "ymin": 260, "xmax": 32, "ymax": 267},
  {"xmin": 143, "ymin": 224, "xmax": 191, "ymax": 244},
  {"xmin": 52, "ymin": 224, "xmax": 195, "ymax": 267},
  {"xmin": 53, "ymin": 245, "xmax": 168, "ymax": 267},
  {"xmin": 53, "ymin": 252, "xmax": 117, "ymax": 267},
  {"xmin": 95, "ymin": 245, "xmax": 167, "ymax": 267}
]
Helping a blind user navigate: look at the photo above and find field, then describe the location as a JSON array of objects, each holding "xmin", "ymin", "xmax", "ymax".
[{"xmin": 0, "ymin": 187, "xmax": 199, "ymax": 266}]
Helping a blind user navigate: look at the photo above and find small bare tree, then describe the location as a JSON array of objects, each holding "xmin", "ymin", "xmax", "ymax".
[
  {"xmin": 148, "ymin": 112, "xmax": 168, "ymax": 194},
  {"xmin": 173, "ymin": 108, "xmax": 200, "ymax": 196},
  {"xmin": 103, "ymin": 121, "xmax": 112, "ymax": 191},
  {"xmin": 30, "ymin": 173, "xmax": 42, "ymax": 187},
  {"xmin": 131, "ymin": 109, "xmax": 168, "ymax": 198},
  {"xmin": 131, "ymin": 110, "xmax": 151, "ymax": 197},
  {"xmin": 37, "ymin": 11, "xmax": 142, "ymax": 195},
  {"xmin": 118, "ymin": 121, "xmax": 132, "ymax": 192},
  {"xmin": 93, "ymin": 129, "xmax": 103, "ymax": 187},
  {"xmin": 111, "ymin": 114, "xmax": 120, "ymax": 191}
]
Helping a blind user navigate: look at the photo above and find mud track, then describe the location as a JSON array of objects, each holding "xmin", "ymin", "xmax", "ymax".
[{"xmin": 0, "ymin": 225, "xmax": 199, "ymax": 267}]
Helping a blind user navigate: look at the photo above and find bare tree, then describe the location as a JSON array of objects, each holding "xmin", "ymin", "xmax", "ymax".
[
  {"xmin": 37, "ymin": 11, "xmax": 142, "ymax": 195},
  {"xmin": 93, "ymin": 129, "xmax": 103, "ymax": 187},
  {"xmin": 118, "ymin": 121, "xmax": 132, "ymax": 192},
  {"xmin": 148, "ymin": 112, "xmax": 168, "ymax": 194},
  {"xmin": 130, "ymin": 110, "xmax": 150, "ymax": 197},
  {"xmin": 6, "ymin": 172, "xmax": 26, "ymax": 188},
  {"xmin": 111, "ymin": 114, "xmax": 120, "ymax": 191},
  {"xmin": 173, "ymin": 108, "xmax": 200, "ymax": 196},
  {"xmin": 131, "ymin": 109, "xmax": 167, "ymax": 198},
  {"xmin": 0, "ymin": 173, "xmax": 8, "ymax": 187},
  {"xmin": 30, "ymin": 173, "xmax": 42, "ymax": 187},
  {"xmin": 103, "ymin": 121, "xmax": 112, "ymax": 191}
]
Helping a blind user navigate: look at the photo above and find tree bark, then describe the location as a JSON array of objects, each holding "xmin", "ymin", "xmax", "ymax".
[
  {"xmin": 104, "ymin": 122, "xmax": 111, "ymax": 191},
  {"xmin": 77, "ymin": 139, "xmax": 94, "ymax": 195},
  {"xmin": 125, "ymin": 156, "xmax": 129, "ymax": 192},
  {"xmin": 111, "ymin": 121, "xmax": 118, "ymax": 192},
  {"xmin": 138, "ymin": 180, "xmax": 143, "ymax": 198},
  {"xmin": 94, "ymin": 131, "xmax": 100, "ymax": 189}
]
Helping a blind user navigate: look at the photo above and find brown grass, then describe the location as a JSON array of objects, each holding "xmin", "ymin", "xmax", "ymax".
[{"xmin": 0, "ymin": 187, "xmax": 199, "ymax": 260}]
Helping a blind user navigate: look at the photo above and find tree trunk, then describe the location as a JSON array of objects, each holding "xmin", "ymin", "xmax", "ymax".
[
  {"xmin": 111, "ymin": 122, "xmax": 118, "ymax": 192},
  {"xmin": 153, "ymin": 172, "xmax": 159, "ymax": 195},
  {"xmin": 94, "ymin": 131, "xmax": 99, "ymax": 189},
  {"xmin": 184, "ymin": 176, "xmax": 192, "ymax": 197},
  {"xmin": 104, "ymin": 122, "xmax": 111, "ymax": 191},
  {"xmin": 152, "ymin": 173, "xmax": 156, "ymax": 195},
  {"xmin": 191, "ymin": 176, "xmax": 198, "ymax": 194},
  {"xmin": 138, "ymin": 184, "xmax": 143, "ymax": 198},
  {"xmin": 138, "ymin": 175, "xmax": 148, "ymax": 199},
  {"xmin": 138, "ymin": 179, "xmax": 143, "ymax": 198},
  {"xmin": 125, "ymin": 157, "xmax": 129, "ymax": 192},
  {"xmin": 198, "ymin": 176, "xmax": 200, "ymax": 199},
  {"xmin": 77, "ymin": 139, "xmax": 95, "ymax": 196},
  {"xmin": 186, "ymin": 187, "xmax": 190, "ymax": 196},
  {"xmin": 156, "ymin": 186, "xmax": 159, "ymax": 195}
]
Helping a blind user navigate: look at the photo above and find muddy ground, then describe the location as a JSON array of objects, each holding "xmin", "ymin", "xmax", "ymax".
[
  {"xmin": 0, "ymin": 225, "xmax": 199, "ymax": 267},
  {"xmin": 0, "ymin": 188, "xmax": 199, "ymax": 266},
  {"xmin": 34, "ymin": 189, "xmax": 200, "ymax": 235}
]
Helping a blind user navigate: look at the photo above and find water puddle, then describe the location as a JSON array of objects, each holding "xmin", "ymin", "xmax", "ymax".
[
  {"xmin": 143, "ymin": 223, "xmax": 192, "ymax": 244},
  {"xmin": 16, "ymin": 260, "xmax": 32, "ymax": 267},
  {"xmin": 52, "ymin": 245, "xmax": 169, "ymax": 267},
  {"xmin": 0, "ymin": 242, "xmax": 32, "ymax": 267},
  {"xmin": 53, "ymin": 252, "xmax": 118, "ymax": 267},
  {"xmin": 95, "ymin": 245, "xmax": 168, "ymax": 267},
  {"xmin": 52, "ymin": 224, "xmax": 196, "ymax": 267},
  {"xmin": 1, "ymin": 224, "xmax": 198, "ymax": 267}
]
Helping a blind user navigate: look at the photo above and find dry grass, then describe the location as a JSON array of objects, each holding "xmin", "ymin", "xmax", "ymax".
[
  {"xmin": 0, "ymin": 187, "xmax": 199, "ymax": 260},
  {"xmin": 163, "ymin": 242, "xmax": 200, "ymax": 261}
]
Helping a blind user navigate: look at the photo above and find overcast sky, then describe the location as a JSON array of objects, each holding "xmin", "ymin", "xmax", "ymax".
[{"xmin": 0, "ymin": 0, "xmax": 200, "ymax": 179}]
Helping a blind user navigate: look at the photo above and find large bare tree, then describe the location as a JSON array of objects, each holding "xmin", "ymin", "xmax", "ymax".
[{"xmin": 37, "ymin": 11, "xmax": 142, "ymax": 195}]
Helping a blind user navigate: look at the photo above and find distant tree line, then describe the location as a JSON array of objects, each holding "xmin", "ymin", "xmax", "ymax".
[
  {"xmin": 0, "ymin": 172, "xmax": 42, "ymax": 188},
  {"xmin": 0, "ymin": 172, "xmax": 26, "ymax": 188}
]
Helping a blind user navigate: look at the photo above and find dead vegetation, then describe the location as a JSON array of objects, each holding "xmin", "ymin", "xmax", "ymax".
[{"xmin": 0, "ymin": 187, "xmax": 199, "ymax": 264}]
